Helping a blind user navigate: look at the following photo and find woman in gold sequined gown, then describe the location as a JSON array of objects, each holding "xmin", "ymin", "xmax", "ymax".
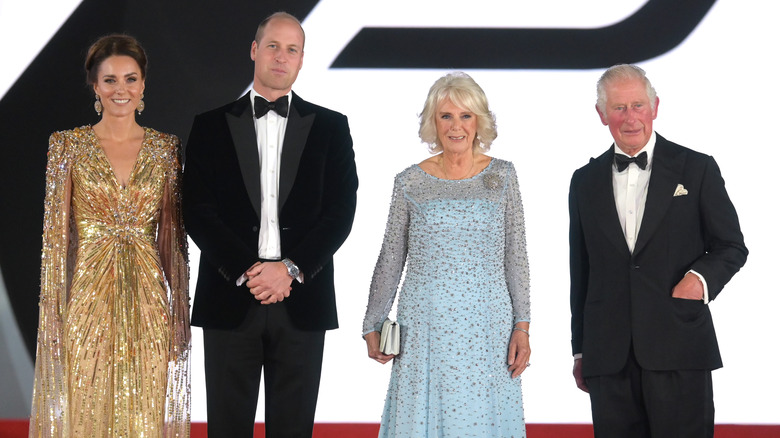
[{"xmin": 29, "ymin": 35, "xmax": 190, "ymax": 438}]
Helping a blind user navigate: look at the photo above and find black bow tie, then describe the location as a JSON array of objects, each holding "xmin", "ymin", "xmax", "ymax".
[
  {"xmin": 614, "ymin": 151, "xmax": 648, "ymax": 171},
  {"xmin": 254, "ymin": 95, "xmax": 289, "ymax": 118}
]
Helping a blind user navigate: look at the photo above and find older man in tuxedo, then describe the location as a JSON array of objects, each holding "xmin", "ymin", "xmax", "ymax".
[
  {"xmin": 569, "ymin": 64, "xmax": 747, "ymax": 437},
  {"xmin": 183, "ymin": 12, "xmax": 358, "ymax": 438}
]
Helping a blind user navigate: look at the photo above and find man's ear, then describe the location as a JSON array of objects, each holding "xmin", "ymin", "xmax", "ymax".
[
  {"xmin": 651, "ymin": 96, "xmax": 660, "ymax": 120},
  {"xmin": 595, "ymin": 104, "xmax": 608, "ymax": 126}
]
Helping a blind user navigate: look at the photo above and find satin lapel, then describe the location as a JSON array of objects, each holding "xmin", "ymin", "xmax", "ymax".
[
  {"xmin": 633, "ymin": 137, "xmax": 684, "ymax": 255},
  {"xmin": 589, "ymin": 149, "xmax": 632, "ymax": 256},
  {"xmin": 226, "ymin": 93, "xmax": 263, "ymax": 221},
  {"xmin": 279, "ymin": 94, "xmax": 314, "ymax": 209}
]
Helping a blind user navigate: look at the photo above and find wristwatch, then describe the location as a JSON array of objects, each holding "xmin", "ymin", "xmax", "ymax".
[{"xmin": 281, "ymin": 258, "xmax": 300, "ymax": 280}]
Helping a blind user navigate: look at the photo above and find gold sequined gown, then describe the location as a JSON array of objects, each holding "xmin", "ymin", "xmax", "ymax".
[{"xmin": 30, "ymin": 126, "xmax": 191, "ymax": 438}]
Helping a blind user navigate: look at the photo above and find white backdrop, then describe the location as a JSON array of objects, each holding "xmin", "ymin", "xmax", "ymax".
[{"xmin": 2, "ymin": 0, "xmax": 778, "ymax": 425}]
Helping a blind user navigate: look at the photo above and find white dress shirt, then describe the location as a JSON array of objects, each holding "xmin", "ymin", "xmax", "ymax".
[
  {"xmin": 235, "ymin": 90, "xmax": 298, "ymax": 287},
  {"xmin": 612, "ymin": 133, "xmax": 654, "ymax": 253},
  {"xmin": 250, "ymin": 89, "xmax": 291, "ymax": 260}
]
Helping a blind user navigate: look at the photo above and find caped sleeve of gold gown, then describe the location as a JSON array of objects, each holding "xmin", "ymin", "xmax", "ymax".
[
  {"xmin": 159, "ymin": 135, "xmax": 192, "ymax": 437},
  {"xmin": 30, "ymin": 131, "xmax": 76, "ymax": 437}
]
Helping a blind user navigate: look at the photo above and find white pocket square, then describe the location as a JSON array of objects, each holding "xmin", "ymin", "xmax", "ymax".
[{"xmin": 673, "ymin": 184, "xmax": 688, "ymax": 197}]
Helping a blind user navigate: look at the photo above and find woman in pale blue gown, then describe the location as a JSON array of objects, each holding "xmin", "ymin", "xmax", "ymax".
[{"xmin": 363, "ymin": 72, "xmax": 531, "ymax": 437}]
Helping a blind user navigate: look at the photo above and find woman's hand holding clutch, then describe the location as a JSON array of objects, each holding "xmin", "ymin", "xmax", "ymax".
[{"xmin": 364, "ymin": 331, "xmax": 396, "ymax": 364}]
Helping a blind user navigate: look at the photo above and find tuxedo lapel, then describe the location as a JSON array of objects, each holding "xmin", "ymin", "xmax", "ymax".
[
  {"xmin": 279, "ymin": 93, "xmax": 314, "ymax": 209},
  {"xmin": 226, "ymin": 92, "xmax": 263, "ymax": 221},
  {"xmin": 634, "ymin": 136, "xmax": 685, "ymax": 255},
  {"xmin": 589, "ymin": 149, "xmax": 632, "ymax": 256}
]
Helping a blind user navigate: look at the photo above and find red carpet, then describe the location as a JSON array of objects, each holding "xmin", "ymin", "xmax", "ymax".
[{"xmin": 4, "ymin": 420, "xmax": 778, "ymax": 437}]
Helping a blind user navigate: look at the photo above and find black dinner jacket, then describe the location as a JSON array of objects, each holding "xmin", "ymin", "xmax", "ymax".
[
  {"xmin": 569, "ymin": 134, "xmax": 747, "ymax": 377},
  {"xmin": 183, "ymin": 91, "xmax": 358, "ymax": 331}
]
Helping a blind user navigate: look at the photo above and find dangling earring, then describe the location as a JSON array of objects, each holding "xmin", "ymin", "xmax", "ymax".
[
  {"xmin": 137, "ymin": 93, "xmax": 145, "ymax": 115},
  {"xmin": 94, "ymin": 94, "xmax": 103, "ymax": 115}
]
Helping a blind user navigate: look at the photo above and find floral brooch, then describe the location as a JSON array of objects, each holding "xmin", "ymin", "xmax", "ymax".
[{"xmin": 483, "ymin": 173, "xmax": 502, "ymax": 189}]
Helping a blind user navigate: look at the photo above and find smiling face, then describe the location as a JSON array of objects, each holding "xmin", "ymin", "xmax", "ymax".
[
  {"xmin": 435, "ymin": 98, "xmax": 478, "ymax": 154},
  {"xmin": 92, "ymin": 55, "xmax": 145, "ymax": 118},
  {"xmin": 596, "ymin": 77, "xmax": 659, "ymax": 155},
  {"xmin": 250, "ymin": 17, "xmax": 304, "ymax": 100}
]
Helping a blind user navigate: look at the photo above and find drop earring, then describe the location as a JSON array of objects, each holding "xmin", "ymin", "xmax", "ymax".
[
  {"xmin": 137, "ymin": 93, "xmax": 145, "ymax": 115},
  {"xmin": 94, "ymin": 94, "xmax": 103, "ymax": 115}
]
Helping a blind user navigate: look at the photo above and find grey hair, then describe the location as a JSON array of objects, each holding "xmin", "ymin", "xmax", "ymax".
[
  {"xmin": 596, "ymin": 64, "xmax": 657, "ymax": 115},
  {"xmin": 418, "ymin": 71, "xmax": 497, "ymax": 154}
]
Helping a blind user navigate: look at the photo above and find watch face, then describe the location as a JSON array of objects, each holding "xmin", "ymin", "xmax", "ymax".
[{"xmin": 284, "ymin": 259, "xmax": 299, "ymax": 278}]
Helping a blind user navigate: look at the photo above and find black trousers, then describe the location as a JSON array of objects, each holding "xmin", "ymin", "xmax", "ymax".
[
  {"xmin": 587, "ymin": 348, "xmax": 714, "ymax": 438},
  {"xmin": 203, "ymin": 301, "xmax": 326, "ymax": 438}
]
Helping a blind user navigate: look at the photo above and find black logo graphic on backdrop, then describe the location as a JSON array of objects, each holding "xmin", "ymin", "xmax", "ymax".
[{"xmin": 331, "ymin": 0, "xmax": 716, "ymax": 68}]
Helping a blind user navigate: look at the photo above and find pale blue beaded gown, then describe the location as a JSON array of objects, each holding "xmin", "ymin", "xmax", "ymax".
[{"xmin": 364, "ymin": 158, "xmax": 530, "ymax": 438}]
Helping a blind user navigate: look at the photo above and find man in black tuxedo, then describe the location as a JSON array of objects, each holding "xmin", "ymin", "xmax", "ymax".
[
  {"xmin": 569, "ymin": 64, "xmax": 747, "ymax": 437},
  {"xmin": 183, "ymin": 12, "xmax": 358, "ymax": 438}
]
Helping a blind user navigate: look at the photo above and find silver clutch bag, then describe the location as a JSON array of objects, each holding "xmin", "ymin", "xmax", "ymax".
[{"xmin": 379, "ymin": 318, "xmax": 400, "ymax": 355}]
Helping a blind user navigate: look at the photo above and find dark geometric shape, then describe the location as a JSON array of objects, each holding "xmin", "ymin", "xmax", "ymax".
[{"xmin": 331, "ymin": 0, "xmax": 717, "ymax": 68}]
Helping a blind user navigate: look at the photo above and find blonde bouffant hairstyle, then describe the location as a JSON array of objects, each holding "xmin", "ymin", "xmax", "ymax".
[{"xmin": 418, "ymin": 72, "xmax": 497, "ymax": 154}]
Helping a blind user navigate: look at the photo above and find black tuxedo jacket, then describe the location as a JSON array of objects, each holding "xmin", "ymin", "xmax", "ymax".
[
  {"xmin": 569, "ymin": 134, "xmax": 747, "ymax": 377},
  {"xmin": 183, "ymin": 91, "xmax": 358, "ymax": 331}
]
